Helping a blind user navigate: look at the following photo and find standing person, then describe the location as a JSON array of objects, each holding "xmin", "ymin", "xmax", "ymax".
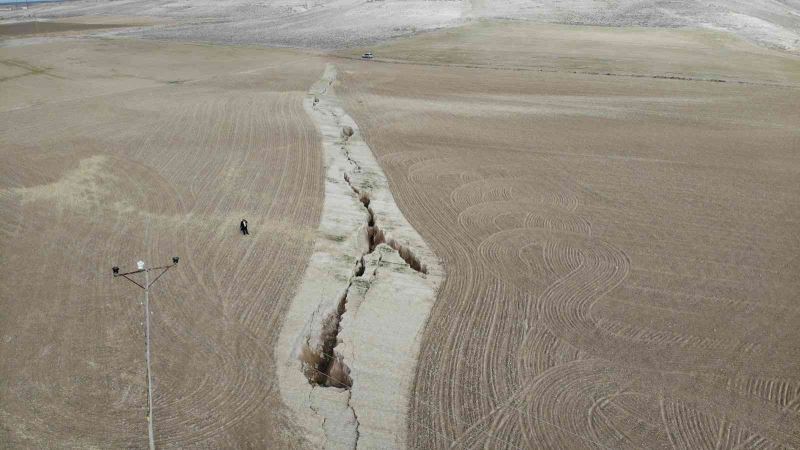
[{"xmin": 240, "ymin": 219, "xmax": 249, "ymax": 235}]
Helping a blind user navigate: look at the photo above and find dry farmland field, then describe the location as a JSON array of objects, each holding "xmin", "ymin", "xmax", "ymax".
[
  {"xmin": 1, "ymin": 38, "xmax": 324, "ymax": 447},
  {"xmin": 1, "ymin": 17, "xmax": 800, "ymax": 450},
  {"xmin": 336, "ymin": 22, "xmax": 800, "ymax": 449}
]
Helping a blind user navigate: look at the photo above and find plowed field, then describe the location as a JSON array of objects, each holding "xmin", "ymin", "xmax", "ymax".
[
  {"xmin": 337, "ymin": 23, "xmax": 800, "ymax": 449},
  {"xmin": 1, "ymin": 39, "xmax": 324, "ymax": 448}
]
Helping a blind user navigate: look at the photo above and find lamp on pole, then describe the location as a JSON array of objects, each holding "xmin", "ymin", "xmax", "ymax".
[{"xmin": 113, "ymin": 256, "xmax": 180, "ymax": 450}]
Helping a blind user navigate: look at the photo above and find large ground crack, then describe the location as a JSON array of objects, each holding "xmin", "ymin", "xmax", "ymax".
[
  {"xmin": 278, "ymin": 63, "xmax": 442, "ymax": 449},
  {"xmin": 300, "ymin": 136, "xmax": 429, "ymax": 392},
  {"xmin": 300, "ymin": 278, "xmax": 355, "ymax": 388},
  {"xmin": 345, "ymin": 173, "xmax": 428, "ymax": 274}
]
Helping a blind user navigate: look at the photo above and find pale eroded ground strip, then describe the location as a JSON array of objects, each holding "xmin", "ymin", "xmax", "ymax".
[{"xmin": 276, "ymin": 64, "xmax": 443, "ymax": 449}]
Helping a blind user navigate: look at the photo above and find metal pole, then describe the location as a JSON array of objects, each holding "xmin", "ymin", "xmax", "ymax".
[
  {"xmin": 112, "ymin": 258, "xmax": 177, "ymax": 449},
  {"xmin": 144, "ymin": 268, "xmax": 156, "ymax": 450}
]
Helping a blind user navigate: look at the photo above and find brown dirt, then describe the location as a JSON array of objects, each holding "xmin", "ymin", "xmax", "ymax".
[
  {"xmin": 336, "ymin": 22, "xmax": 800, "ymax": 449},
  {"xmin": 343, "ymin": 21, "xmax": 800, "ymax": 86},
  {"xmin": 3, "ymin": 19, "xmax": 800, "ymax": 449},
  {"xmin": 0, "ymin": 38, "xmax": 324, "ymax": 448},
  {"xmin": 0, "ymin": 21, "xmax": 132, "ymax": 37}
]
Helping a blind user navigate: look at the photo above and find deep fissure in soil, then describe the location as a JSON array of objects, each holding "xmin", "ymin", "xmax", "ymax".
[{"xmin": 300, "ymin": 127, "xmax": 428, "ymax": 391}]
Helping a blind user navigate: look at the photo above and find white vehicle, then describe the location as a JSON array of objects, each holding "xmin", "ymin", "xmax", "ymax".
[{"xmin": 361, "ymin": 52, "xmax": 374, "ymax": 59}]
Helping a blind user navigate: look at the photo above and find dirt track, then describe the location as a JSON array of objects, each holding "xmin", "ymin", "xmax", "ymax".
[
  {"xmin": 1, "ymin": 39, "xmax": 324, "ymax": 447},
  {"xmin": 337, "ymin": 24, "xmax": 800, "ymax": 449}
]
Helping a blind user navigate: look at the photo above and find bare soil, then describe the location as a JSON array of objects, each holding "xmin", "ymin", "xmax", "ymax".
[
  {"xmin": 336, "ymin": 22, "xmax": 800, "ymax": 449},
  {"xmin": 0, "ymin": 38, "xmax": 324, "ymax": 448},
  {"xmin": 0, "ymin": 21, "xmax": 132, "ymax": 37},
  {"xmin": 3, "ymin": 18, "xmax": 800, "ymax": 450}
]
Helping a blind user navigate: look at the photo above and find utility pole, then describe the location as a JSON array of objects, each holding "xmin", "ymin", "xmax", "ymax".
[{"xmin": 112, "ymin": 256, "xmax": 180, "ymax": 450}]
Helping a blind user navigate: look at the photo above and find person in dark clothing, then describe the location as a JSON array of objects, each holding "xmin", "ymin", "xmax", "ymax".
[{"xmin": 240, "ymin": 219, "xmax": 249, "ymax": 235}]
